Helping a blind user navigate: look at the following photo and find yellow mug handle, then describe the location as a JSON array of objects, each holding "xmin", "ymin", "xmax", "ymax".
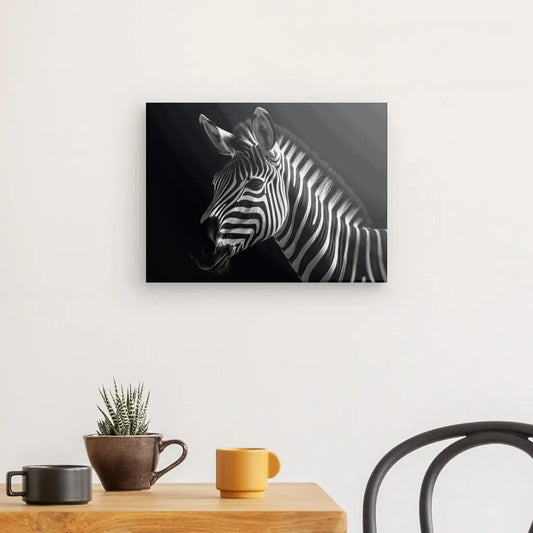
[{"xmin": 268, "ymin": 452, "xmax": 281, "ymax": 478}]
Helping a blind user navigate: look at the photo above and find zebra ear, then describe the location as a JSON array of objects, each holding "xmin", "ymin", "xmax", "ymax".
[
  {"xmin": 252, "ymin": 107, "xmax": 276, "ymax": 151},
  {"xmin": 199, "ymin": 114, "xmax": 236, "ymax": 156}
]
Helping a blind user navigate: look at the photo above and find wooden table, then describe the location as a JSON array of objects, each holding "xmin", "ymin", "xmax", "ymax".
[{"xmin": 0, "ymin": 482, "xmax": 347, "ymax": 532}]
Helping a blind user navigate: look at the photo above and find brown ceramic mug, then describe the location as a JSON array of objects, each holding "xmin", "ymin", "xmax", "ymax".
[{"xmin": 84, "ymin": 433, "xmax": 187, "ymax": 491}]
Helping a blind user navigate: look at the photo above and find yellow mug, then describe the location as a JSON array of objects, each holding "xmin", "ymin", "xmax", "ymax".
[{"xmin": 216, "ymin": 448, "xmax": 281, "ymax": 499}]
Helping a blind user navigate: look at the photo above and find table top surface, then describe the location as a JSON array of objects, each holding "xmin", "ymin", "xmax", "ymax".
[
  {"xmin": 0, "ymin": 482, "xmax": 343, "ymax": 513},
  {"xmin": 0, "ymin": 483, "xmax": 346, "ymax": 532}
]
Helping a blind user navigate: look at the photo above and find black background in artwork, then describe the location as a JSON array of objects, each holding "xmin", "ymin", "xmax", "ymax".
[{"xmin": 146, "ymin": 103, "xmax": 387, "ymax": 282}]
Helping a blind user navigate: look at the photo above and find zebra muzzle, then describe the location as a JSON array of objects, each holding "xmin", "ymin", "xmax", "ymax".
[{"xmin": 192, "ymin": 243, "xmax": 233, "ymax": 272}]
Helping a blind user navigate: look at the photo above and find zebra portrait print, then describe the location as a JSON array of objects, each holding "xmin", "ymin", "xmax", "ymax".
[{"xmin": 147, "ymin": 103, "xmax": 387, "ymax": 283}]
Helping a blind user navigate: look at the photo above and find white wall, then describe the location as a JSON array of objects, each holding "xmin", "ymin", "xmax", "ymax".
[{"xmin": 1, "ymin": 1, "xmax": 532, "ymax": 531}]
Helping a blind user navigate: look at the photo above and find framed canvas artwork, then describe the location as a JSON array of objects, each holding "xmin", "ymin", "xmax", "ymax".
[{"xmin": 146, "ymin": 103, "xmax": 387, "ymax": 282}]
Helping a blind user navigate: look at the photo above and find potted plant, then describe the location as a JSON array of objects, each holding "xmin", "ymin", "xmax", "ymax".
[{"xmin": 84, "ymin": 380, "xmax": 187, "ymax": 491}]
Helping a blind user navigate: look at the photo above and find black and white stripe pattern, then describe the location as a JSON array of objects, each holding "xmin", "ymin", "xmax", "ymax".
[
  {"xmin": 274, "ymin": 131, "xmax": 387, "ymax": 282},
  {"xmin": 199, "ymin": 108, "xmax": 387, "ymax": 282},
  {"xmin": 201, "ymin": 147, "xmax": 289, "ymax": 255}
]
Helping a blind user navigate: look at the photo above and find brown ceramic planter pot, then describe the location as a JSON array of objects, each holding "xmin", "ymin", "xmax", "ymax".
[{"xmin": 84, "ymin": 433, "xmax": 187, "ymax": 491}]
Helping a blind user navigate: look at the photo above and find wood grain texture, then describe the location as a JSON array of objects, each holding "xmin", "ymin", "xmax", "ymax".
[{"xmin": 0, "ymin": 482, "xmax": 347, "ymax": 533}]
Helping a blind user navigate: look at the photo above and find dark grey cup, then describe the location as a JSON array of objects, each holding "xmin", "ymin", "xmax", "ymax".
[{"xmin": 6, "ymin": 465, "xmax": 91, "ymax": 504}]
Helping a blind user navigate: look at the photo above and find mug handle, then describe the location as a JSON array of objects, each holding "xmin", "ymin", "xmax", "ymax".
[
  {"xmin": 268, "ymin": 452, "xmax": 281, "ymax": 478},
  {"xmin": 6, "ymin": 471, "xmax": 27, "ymax": 497},
  {"xmin": 150, "ymin": 439, "xmax": 188, "ymax": 485}
]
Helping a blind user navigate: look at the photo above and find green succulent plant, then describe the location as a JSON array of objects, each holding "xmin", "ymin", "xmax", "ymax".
[{"xmin": 96, "ymin": 380, "xmax": 150, "ymax": 436}]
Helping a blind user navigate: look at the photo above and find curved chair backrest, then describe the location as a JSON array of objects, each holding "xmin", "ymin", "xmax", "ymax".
[{"xmin": 362, "ymin": 421, "xmax": 533, "ymax": 533}]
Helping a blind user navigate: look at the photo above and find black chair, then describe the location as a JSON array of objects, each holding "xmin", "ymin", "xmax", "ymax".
[{"xmin": 363, "ymin": 421, "xmax": 533, "ymax": 533}]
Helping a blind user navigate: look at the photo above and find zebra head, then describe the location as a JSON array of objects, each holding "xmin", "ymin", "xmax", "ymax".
[{"xmin": 193, "ymin": 107, "xmax": 289, "ymax": 272}]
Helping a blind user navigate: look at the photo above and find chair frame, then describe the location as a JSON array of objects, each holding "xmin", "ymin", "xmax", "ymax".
[{"xmin": 362, "ymin": 421, "xmax": 533, "ymax": 533}]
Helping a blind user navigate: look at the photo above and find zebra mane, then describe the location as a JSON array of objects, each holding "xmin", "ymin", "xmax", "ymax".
[{"xmin": 232, "ymin": 119, "xmax": 372, "ymax": 227}]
